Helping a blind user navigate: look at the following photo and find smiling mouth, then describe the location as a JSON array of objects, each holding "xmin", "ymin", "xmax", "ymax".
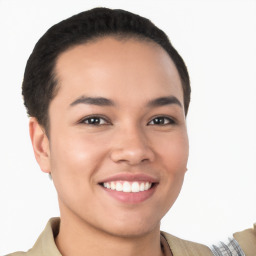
[{"xmin": 99, "ymin": 181, "xmax": 155, "ymax": 193}]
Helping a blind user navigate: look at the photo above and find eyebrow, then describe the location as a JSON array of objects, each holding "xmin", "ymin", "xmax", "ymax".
[
  {"xmin": 146, "ymin": 96, "xmax": 182, "ymax": 108},
  {"xmin": 70, "ymin": 95, "xmax": 182, "ymax": 108},
  {"xmin": 70, "ymin": 96, "xmax": 115, "ymax": 107}
]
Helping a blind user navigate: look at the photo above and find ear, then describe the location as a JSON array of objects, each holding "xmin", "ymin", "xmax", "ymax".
[{"xmin": 29, "ymin": 117, "xmax": 51, "ymax": 173}]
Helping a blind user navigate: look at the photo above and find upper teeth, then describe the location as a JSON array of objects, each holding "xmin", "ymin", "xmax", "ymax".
[{"xmin": 103, "ymin": 181, "xmax": 152, "ymax": 193}]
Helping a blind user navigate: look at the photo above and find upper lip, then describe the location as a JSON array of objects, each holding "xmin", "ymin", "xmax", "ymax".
[{"xmin": 99, "ymin": 173, "xmax": 159, "ymax": 184}]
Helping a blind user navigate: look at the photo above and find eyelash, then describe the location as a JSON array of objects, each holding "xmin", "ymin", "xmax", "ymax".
[
  {"xmin": 79, "ymin": 115, "xmax": 176, "ymax": 126},
  {"xmin": 147, "ymin": 116, "xmax": 176, "ymax": 126},
  {"xmin": 79, "ymin": 115, "xmax": 111, "ymax": 125}
]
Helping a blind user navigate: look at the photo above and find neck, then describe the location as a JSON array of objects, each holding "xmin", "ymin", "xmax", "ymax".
[{"xmin": 55, "ymin": 209, "xmax": 164, "ymax": 256}]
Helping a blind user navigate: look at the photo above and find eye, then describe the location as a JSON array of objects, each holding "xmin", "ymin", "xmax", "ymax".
[
  {"xmin": 147, "ymin": 116, "xmax": 175, "ymax": 126},
  {"xmin": 80, "ymin": 115, "xmax": 110, "ymax": 126}
]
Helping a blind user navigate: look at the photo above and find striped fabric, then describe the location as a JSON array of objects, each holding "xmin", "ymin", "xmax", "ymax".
[{"xmin": 211, "ymin": 237, "xmax": 245, "ymax": 256}]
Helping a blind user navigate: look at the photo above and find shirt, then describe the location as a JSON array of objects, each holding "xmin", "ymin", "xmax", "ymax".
[
  {"xmin": 6, "ymin": 217, "xmax": 213, "ymax": 256},
  {"xmin": 211, "ymin": 237, "xmax": 245, "ymax": 256}
]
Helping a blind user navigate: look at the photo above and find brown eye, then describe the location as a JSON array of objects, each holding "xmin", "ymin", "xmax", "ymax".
[
  {"xmin": 81, "ymin": 116, "xmax": 109, "ymax": 125},
  {"xmin": 148, "ymin": 116, "xmax": 175, "ymax": 125}
]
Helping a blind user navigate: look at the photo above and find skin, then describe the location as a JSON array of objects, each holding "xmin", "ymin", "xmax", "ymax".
[{"xmin": 30, "ymin": 37, "xmax": 189, "ymax": 256}]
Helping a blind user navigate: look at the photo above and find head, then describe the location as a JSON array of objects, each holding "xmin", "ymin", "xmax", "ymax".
[
  {"xmin": 27, "ymin": 8, "xmax": 190, "ymax": 238},
  {"xmin": 22, "ymin": 7, "xmax": 190, "ymax": 135}
]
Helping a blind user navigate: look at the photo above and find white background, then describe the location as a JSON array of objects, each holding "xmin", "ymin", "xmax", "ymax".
[{"xmin": 0, "ymin": 0, "xmax": 255, "ymax": 254}]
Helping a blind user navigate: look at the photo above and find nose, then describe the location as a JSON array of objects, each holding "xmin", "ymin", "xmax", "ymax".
[{"xmin": 110, "ymin": 126, "xmax": 155, "ymax": 165}]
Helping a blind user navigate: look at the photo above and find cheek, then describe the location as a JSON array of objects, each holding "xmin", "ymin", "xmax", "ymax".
[
  {"xmin": 50, "ymin": 131, "xmax": 105, "ymax": 170},
  {"xmin": 155, "ymin": 132, "xmax": 189, "ymax": 206},
  {"xmin": 49, "ymin": 133, "xmax": 107, "ymax": 197},
  {"xmin": 157, "ymin": 131, "xmax": 189, "ymax": 171}
]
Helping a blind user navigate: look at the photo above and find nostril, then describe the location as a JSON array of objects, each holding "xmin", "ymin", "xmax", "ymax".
[{"xmin": 110, "ymin": 147, "xmax": 155, "ymax": 165}]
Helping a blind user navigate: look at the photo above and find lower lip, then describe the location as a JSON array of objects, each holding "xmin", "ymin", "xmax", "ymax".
[{"xmin": 101, "ymin": 185, "xmax": 157, "ymax": 204}]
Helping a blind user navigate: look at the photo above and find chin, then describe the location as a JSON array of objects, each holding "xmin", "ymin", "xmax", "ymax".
[{"xmin": 100, "ymin": 217, "xmax": 161, "ymax": 238}]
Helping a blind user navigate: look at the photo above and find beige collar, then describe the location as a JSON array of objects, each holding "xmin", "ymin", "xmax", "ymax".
[{"xmin": 28, "ymin": 218, "xmax": 211, "ymax": 256}]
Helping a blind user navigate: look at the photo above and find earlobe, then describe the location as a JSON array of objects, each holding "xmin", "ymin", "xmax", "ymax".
[{"xmin": 29, "ymin": 117, "xmax": 51, "ymax": 173}]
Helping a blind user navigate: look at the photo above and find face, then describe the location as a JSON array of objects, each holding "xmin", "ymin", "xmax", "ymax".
[{"xmin": 38, "ymin": 37, "xmax": 189, "ymax": 237}]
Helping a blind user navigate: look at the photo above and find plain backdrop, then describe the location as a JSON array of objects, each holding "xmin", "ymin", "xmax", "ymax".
[{"xmin": 0, "ymin": 0, "xmax": 255, "ymax": 254}]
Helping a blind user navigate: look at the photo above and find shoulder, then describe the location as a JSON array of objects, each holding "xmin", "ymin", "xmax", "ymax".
[
  {"xmin": 161, "ymin": 231, "xmax": 213, "ymax": 256},
  {"xmin": 211, "ymin": 223, "xmax": 256, "ymax": 256},
  {"xmin": 6, "ymin": 252, "xmax": 28, "ymax": 256},
  {"xmin": 5, "ymin": 218, "xmax": 61, "ymax": 256},
  {"xmin": 233, "ymin": 223, "xmax": 256, "ymax": 256}
]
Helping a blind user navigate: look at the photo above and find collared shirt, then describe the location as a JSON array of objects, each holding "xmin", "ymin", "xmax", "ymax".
[
  {"xmin": 7, "ymin": 217, "xmax": 213, "ymax": 256},
  {"xmin": 7, "ymin": 218, "xmax": 175, "ymax": 256},
  {"xmin": 6, "ymin": 218, "xmax": 226, "ymax": 256},
  {"xmin": 6, "ymin": 218, "xmax": 256, "ymax": 256},
  {"xmin": 7, "ymin": 218, "xmax": 62, "ymax": 256}
]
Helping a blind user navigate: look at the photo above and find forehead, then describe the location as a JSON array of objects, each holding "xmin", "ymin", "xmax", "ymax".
[{"xmin": 54, "ymin": 36, "xmax": 183, "ymax": 104}]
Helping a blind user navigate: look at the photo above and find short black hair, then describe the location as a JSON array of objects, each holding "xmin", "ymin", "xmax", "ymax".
[{"xmin": 22, "ymin": 7, "xmax": 190, "ymax": 133}]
